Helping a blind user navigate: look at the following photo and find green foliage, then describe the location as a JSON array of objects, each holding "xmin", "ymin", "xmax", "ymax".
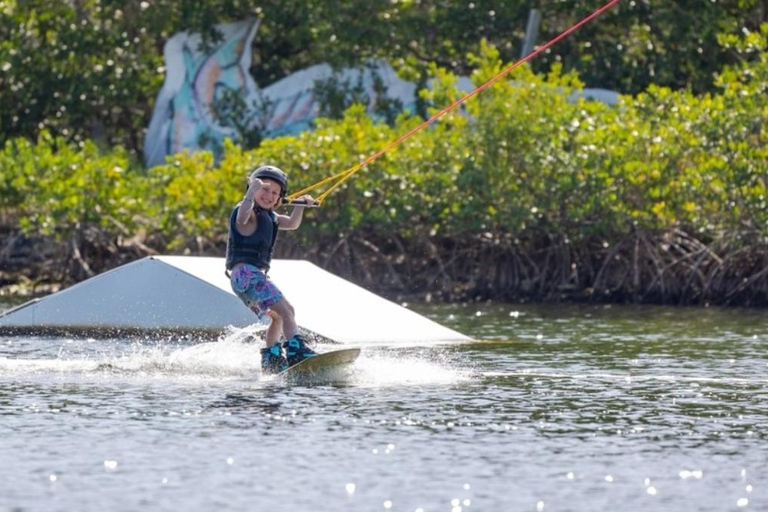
[
  {"xmin": 537, "ymin": 0, "xmax": 763, "ymax": 95},
  {"xmin": 0, "ymin": 131, "xmax": 148, "ymax": 241},
  {"xmin": 2, "ymin": 29, "xmax": 766, "ymax": 257},
  {"xmin": 312, "ymin": 66, "xmax": 405, "ymax": 125},
  {"xmin": 0, "ymin": 0, "xmax": 165, "ymax": 152},
  {"xmin": 2, "ymin": 0, "xmax": 768, "ymax": 156}
]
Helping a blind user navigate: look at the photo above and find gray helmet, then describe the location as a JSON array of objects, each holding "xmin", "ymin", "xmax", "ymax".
[{"xmin": 250, "ymin": 165, "xmax": 288, "ymax": 197}]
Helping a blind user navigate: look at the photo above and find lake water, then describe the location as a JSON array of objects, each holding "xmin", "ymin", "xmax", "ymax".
[{"xmin": 1, "ymin": 301, "xmax": 766, "ymax": 511}]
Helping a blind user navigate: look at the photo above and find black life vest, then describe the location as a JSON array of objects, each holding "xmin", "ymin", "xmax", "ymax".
[{"xmin": 225, "ymin": 204, "xmax": 279, "ymax": 271}]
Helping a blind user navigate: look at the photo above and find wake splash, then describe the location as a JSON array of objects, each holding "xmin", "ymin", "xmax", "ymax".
[
  {"xmin": 0, "ymin": 328, "xmax": 473, "ymax": 386},
  {"xmin": 349, "ymin": 349, "xmax": 474, "ymax": 387},
  {"xmin": 0, "ymin": 327, "xmax": 262, "ymax": 382}
]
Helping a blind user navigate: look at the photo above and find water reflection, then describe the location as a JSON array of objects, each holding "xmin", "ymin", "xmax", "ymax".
[{"xmin": 0, "ymin": 302, "xmax": 766, "ymax": 511}]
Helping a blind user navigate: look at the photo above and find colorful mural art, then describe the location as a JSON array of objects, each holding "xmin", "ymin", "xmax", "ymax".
[
  {"xmin": 144, "ymin": 19, "xmax": 261, "ymax": 167},
  {"xmin": 144, "ymin": 19, "xmax": 619, "ymax": 167}
]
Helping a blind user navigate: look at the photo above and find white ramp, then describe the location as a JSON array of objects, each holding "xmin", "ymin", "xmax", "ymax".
[{"xmin": 0, "ymin": 256, "xmax": 470, "ymax": 344}]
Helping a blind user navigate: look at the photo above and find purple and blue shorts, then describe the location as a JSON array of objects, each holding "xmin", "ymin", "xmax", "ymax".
[{"xmin": 229, "ymin": 264, "xmax": 284, "ymax": 319}]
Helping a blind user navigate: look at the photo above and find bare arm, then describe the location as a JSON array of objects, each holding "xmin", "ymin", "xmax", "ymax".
[
  {"xmin": 236, "ymin": 177, "xmax": 263, "ymax": 233},
  {"xmin": 278, "ymin": 194, "xmax": 316, "ymax": 230}
]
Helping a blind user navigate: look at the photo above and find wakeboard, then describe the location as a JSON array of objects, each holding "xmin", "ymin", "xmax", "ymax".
[{"xmin": 279, "ymin": 348, "xmax": 361, "ymax": 381}]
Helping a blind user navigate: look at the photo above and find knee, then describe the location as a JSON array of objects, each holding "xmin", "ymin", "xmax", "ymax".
[{"xmin": 273, "ymin": 300, "xmax": 295, "ymax": 319}]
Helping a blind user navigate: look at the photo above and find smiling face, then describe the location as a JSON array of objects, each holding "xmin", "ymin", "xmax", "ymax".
[{"xmin": 254, "ymin": 179, "xmax": 283, "ymax": 210}]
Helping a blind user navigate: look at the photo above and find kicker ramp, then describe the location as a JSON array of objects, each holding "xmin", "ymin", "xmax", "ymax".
[{"xmin": 0, "ymin": 256, "xmax": 470, "ymax": 345}]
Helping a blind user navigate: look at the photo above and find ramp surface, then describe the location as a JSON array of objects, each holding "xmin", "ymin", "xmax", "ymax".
[{"xmin": 0, "ymin": 256, "xmax": 470, "ymax": 345}]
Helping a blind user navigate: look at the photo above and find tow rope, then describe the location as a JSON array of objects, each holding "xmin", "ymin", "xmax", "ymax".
[{"xmin": 287, "ymin": 0, "xmax": 621, "ymax": 206}]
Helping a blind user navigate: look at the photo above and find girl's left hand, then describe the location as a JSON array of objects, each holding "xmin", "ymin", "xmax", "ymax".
[{"xmin": 296, "ymin": 194, "xmax": 318, "ymax": 206}]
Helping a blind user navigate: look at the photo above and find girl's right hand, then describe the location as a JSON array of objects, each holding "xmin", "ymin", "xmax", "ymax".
[{"xmin": 246, "ymin": 175, "xmax": 263, "ymax": 196}]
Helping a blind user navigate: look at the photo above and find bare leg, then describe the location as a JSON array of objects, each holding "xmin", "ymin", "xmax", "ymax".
[
  {"xmin": 264, "ymin": 310, "xmax": 283, "ymax": 347},
  {"xmin": 268, "ymin": 298, "xmax": 298, "ymax": 340}
]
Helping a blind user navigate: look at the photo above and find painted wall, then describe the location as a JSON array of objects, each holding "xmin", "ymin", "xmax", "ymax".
[{"xmin": 144, "ymin": 19, "xmax": 619, "ymax": 167}]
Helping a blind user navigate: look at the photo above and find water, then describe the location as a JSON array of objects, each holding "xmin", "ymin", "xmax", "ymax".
[{"xmin": 1, "ymin": 301, "xmax": 766, "ymax": 511}]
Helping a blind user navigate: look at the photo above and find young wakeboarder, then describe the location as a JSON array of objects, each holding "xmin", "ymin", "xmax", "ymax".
[{"xmin": 226, "ymin": 165, "xmax": 318, "ymax": 374}]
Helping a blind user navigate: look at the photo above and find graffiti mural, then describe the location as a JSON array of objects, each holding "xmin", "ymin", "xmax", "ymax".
[
  {"xmin": 143, "ymin": 17, "xmax": 439, "ymax": 167},
  {"xmin": 144, "ymin": 19, "xmax": 261, "ymax": 167},
  {"xmin": 145, "ymin": 19, "xmax": 619, "ymax": 167}
]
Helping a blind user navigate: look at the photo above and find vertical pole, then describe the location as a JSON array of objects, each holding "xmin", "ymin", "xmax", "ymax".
[{"xmin": 521, "ymin": 9, "xmax": 542, "ymax": 59}]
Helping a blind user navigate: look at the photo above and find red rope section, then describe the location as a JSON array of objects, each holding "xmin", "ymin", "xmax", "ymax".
[{"xmin": 291, "ymin": 0, "xmax": 621, "ymax": 203}]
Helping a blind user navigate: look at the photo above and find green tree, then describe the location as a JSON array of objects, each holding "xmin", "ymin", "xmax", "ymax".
[{"xmin": 2, "ymin": 0, "xmax": 767, "ymax": 159}]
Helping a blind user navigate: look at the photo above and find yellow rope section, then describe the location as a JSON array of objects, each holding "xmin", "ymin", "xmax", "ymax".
[
  {"xmin": 286, "ymin": 0, "xmax": 620, "ymax": 206},
  {"xmin": 288, "ymin": 163, "xmax": 362, "ymax": 204}
]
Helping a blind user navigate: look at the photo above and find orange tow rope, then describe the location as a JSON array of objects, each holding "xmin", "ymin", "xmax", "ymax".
[{"xmin": 288, "ymin": 0, "xmax": 621, "ymax": 205}]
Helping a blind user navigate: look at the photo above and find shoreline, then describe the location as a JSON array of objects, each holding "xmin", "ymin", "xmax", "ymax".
[{"xmin": 2, "ymin": 228, "xmax": 767, "ymax": 308}]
